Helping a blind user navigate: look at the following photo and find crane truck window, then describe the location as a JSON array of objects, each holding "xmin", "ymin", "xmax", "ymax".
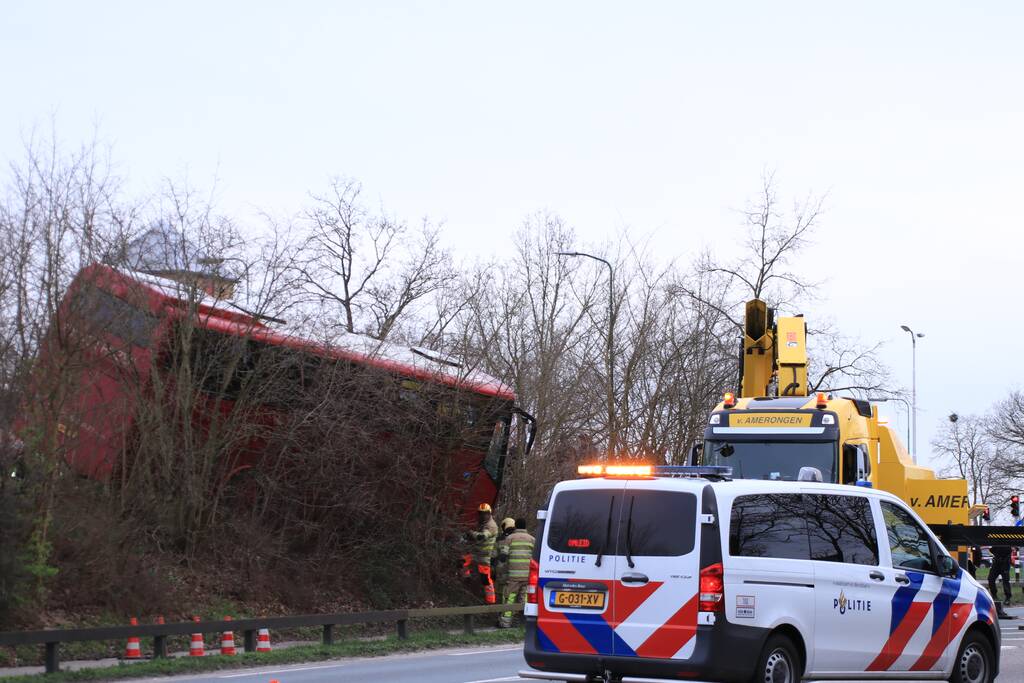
[{"xmin": 705, "ymin": 441, "xmax": 836, "ymax": 482}]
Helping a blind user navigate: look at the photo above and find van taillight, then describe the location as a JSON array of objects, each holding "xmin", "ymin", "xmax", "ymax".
[
  {"xmin": 699, "ymin": 563, "xmax": 724, "ymax": 612},
  {"xmin": 526, "ymin": 559, "xmax": 540, "ymax": 604}
]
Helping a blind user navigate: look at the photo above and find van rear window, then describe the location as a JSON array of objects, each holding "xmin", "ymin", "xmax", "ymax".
[
  {"xmin": 546, "ymin": 489, "xmax": 697, "ymax": 557},
  {"xmin": 546, "ymin": 489, "xmax": 620, "ymax": 555}
]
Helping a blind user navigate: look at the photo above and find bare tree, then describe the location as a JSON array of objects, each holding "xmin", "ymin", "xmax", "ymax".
[
  {"xmin": 933, "ymin": 413, "xmax": 1011, "ymax": 508},
  {"xmin": 453, "ymin": 213, "xmax": 605, "ymax": 516},
  {"xmin": 296, "ymin": 178, "xmax": 452, "ymax": 340},
  {"xmin": 678, "ymin": 174, "xmax": 891, "ymax": 396},
  {"xmin": 807, "ymin": 329, "xmax": 891, "ymax": 395},
  {"xmin": 0, "ymin": 130, "xmax": 131, "ymax": 605},
  {"xmin": 453, "ymin": 217, "xmax": 741, "ymax": 514},
  {"xmin": 624, "ymin": 264, "xmax": 736, "ymax": 463},
  {"xmin": 706, "ymin": 171, "xmax": 825, "ymax": 310},
  {"xmin": 988, "ymin": 391, "xmax": 1024, "ymax": 450}
]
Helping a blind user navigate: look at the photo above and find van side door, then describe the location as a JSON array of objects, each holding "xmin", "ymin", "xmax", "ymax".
[
  {"xmin": 612, "ymin": 481, "xmax": 701, "ymax": 660},
  {"xmin": 537, "ymin": 485, "xmax": 624, "ymax": 656},
  {"xmin": 804, "ymin": 492, "xmax": 887, "ymax": 674},
  {"xmin": 867, "ymin": 500, "xmax": 957, "ymax": 673}
]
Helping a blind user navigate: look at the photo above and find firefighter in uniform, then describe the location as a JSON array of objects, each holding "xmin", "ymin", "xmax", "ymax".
[
  {"xmin": 467, "ymin": 503, "xmax": 499, "ymax": 603},
  {"xmin": 498, "ymin": 517, "xmax": 535, "ymax": 628},
  {"xmin": 492, "ymin": 518, "xmax": 517, "ymax": 611}
]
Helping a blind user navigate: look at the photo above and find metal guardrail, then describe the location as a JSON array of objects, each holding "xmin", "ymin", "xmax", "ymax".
[{"xmin": 0, "ymin": 603, "xmax": 523, "ymax": 674}]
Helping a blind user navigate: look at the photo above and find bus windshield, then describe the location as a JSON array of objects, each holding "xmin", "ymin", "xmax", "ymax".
[{"xmin": 703, "ymin": 440, "xmax": 837, "ymax": 482}]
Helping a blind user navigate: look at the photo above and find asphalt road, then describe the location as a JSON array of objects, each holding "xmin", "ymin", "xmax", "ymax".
[
  {"xmin": 122, "ymin": 644, "xmax": 527, "ymax": 683},
  {"xmin": 120, "ymin": 619, "xmax": 1024, "ymax": 683}
]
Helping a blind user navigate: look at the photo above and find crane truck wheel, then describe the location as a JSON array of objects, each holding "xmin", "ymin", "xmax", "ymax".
[{"xmin": 949, "ymin": 630, "xmax": 995, "ymax": 683}]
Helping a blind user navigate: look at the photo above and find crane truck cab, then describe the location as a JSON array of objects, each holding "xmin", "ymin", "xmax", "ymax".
[
  {"xmin": 698, "ymin": 393, "xmax": 971, "ymax": 529},
  {"xmin": 693, "ymin": 298, "xmax": 970, "ymax": 532},
  {"xmin": 520, "ymin": 465, "xmax": 998, "ymax": 683}
]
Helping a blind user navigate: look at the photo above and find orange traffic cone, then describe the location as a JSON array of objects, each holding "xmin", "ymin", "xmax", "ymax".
[
  {"xmin": 220, "ymin": 616, "xmax": 236, "ymax": 656},
  {"xmin": 189, "ymin": 616, "xmax": 205, "ymax": 657},
  {"xmin": 256, "ymin": 628, "xmax": 272, "ymax": 652},
  {"xmin": 124, "ymin": 617, "xmax": 142, "ymax": 659}
]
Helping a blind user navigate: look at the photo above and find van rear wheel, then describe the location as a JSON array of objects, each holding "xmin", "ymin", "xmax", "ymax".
[
  {"xmin": 751, "ymin": 633, "xmax": 801, "ymax": 683},
  {"xmin": 948, "ymin": 631, "xmax": 994, "ymax": 683}
]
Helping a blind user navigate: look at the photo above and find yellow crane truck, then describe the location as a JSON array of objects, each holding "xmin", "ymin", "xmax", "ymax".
[{"xmin": 694, "ymin": 299, "xmax": 1022, "ymax": 559}]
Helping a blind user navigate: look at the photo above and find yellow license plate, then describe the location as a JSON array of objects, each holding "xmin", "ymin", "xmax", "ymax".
[{"xmin": 550, "ymin": 590, "xmax": 606, "ymax": 609}]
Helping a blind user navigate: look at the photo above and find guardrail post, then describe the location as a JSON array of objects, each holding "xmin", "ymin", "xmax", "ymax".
[
  {"xmin": 243, "ymin": 629, "xmax": 256, "ymax": 653},
  {"xmin": 463, "ymin": 614, "xmax": 474, "ymax": 634},
  {"xmin": 45, "ymin": 642, "xmax": 59, "ymax": 673},
  {"xmin": 154, "ymin": 634, "xmax": 167, "ymax": 658},
  {"xmin": 396, "ymin": 618, "xmax": 408, "ymax": 640},
  {"xmin": 322, "ymin": 624, "xmax": 334, "ymax": 645}
]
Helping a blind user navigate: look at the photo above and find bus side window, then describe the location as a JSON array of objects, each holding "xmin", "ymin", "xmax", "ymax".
[{"xmin": 75, "ymin": 284, "xmax": 157, "ymax": 348}]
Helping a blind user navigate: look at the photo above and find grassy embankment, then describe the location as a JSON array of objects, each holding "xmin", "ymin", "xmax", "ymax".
[{"xmin": 0, "ymin": 627, "xmax": 525, "ymax": 682}]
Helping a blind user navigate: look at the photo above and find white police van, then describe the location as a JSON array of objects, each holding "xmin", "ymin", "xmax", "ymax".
[{"xmin": 519, "ymin": 465, "xmax": 998, "ymax": 683}]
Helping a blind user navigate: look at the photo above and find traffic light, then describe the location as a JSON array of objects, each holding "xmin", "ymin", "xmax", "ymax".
[
  {"xmin": 1012, "ymin": 495, "xmax": 1020, "ymax": 518},
  {"xmin": 983, "ymin": 505, "xmax": 991, "ymax": 522}
]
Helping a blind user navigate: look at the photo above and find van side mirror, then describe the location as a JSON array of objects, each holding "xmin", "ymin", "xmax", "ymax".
[{"xmin": 939, "ymin": 555, "xmax": 958, "ymax": 577}]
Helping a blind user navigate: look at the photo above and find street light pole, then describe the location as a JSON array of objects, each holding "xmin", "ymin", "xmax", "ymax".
[
  {"xmin": 557, "ymin": 251, "xmax": 615, "ymax": 457},
  {"xmin": 899, "ymin": 325, "xmax": 925, "ymax": 458}
]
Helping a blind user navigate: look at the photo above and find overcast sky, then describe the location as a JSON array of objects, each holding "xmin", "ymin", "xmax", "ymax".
[{"xmin": 3, "ymin": 1, "xmax": 1022, "ymax": 471}]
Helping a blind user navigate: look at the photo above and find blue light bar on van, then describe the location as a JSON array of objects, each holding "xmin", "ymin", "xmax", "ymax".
[{"xmin": 652, "ymin": 465, "xmax": 733, "ymax": 479}]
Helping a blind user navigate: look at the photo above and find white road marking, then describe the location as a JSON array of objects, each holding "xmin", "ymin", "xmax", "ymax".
[
  {"xmin": 448, "ymin": 646, "xmax": 522, "ymax": 656},
  {"xmin": 1001, "ymin": 645, "xmax": 1018, "ymax": 650},
  {"xmin": 218, "ymin": 663, "xmax": 349, "ymax": 678},
  {"xmin": 461, "ymin": 677, "xmax": 524, "ymax": 683}
]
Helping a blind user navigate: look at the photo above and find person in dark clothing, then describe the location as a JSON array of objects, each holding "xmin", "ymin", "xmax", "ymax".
[{"xmin": 989, "ymin": 545, "xmax": 1013, "ymax": 604}]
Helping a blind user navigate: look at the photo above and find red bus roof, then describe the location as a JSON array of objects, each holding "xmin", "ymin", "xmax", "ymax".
[{"xmin": 78, "ymin": 263, "xmax": 516, "ymax": 401}]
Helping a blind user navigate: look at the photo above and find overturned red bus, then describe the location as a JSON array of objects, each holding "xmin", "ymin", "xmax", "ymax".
[{"xmin": 21, "ymin": 263, "xmax": 533, "ymax": 520}]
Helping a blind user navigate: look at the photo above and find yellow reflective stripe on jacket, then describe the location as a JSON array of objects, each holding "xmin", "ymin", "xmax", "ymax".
[{"xmin": 506, "ymin": 532, "xmax": 535, "ymax": 579}]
